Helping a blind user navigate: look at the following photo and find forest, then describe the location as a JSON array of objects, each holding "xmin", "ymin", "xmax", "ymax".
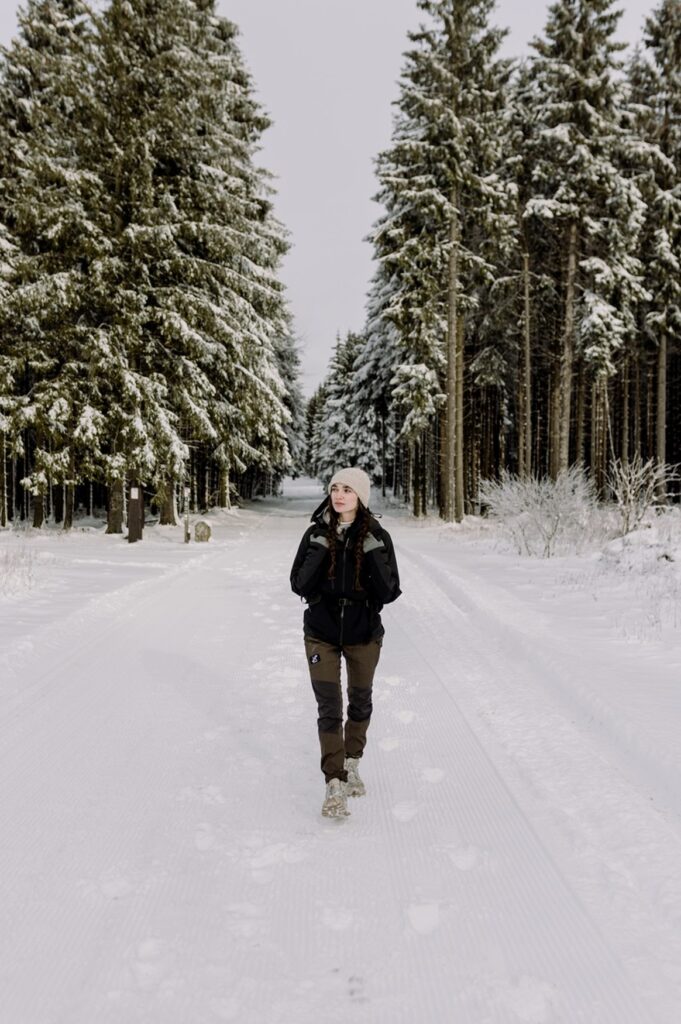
[
  {"xmin": 0, "ymin": 0, "xmax": 679, "ymax": 530},
  {"xmin": 0, "ymin": 0, "xmax": 305, "ymax": 532},
  {"xmin": 308, "ymin": 0, "xmax": 681, "ymax": 520}
]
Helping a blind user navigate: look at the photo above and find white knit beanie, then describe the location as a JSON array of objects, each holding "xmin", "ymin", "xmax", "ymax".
[{"xmin": 328, "ymin": 467, "xmax": 371, "ymax": 510}]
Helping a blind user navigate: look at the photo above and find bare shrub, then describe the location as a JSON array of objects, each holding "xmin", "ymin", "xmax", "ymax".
[
  {"xmin": 479, "ymin": 467, "xmax": 598, "ymax": 557},
  {"xmin": 607, "ymin": 455, "xmax": 679, "ymax": 536}
]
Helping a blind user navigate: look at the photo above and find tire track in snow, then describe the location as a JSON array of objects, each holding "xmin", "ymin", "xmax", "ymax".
[
  {"xmin": 411, "ymin": 543, "xmax": 681, "ymax": 816},
  {"xmin": 1, "ymin": 514, "xmax": 277, "ymax": 1024},
  {"xmin": 394, "ymin": 537, "xmax": 681, "ymax": 1020}
]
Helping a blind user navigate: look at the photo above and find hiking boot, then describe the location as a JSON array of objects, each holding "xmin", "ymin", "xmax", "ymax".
[
  {"xmin": 321, "ymin": 777, "xmax": 350, "ymax": 818},
  {"xmin": 344, "ymin": 757, "xmax": 366, "ymax": 797}
]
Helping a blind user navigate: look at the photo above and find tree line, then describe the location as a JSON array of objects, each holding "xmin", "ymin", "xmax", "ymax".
[
  {"xmin": 0, "ymin": 0, "xmax": 304, "ymax": 532},
  {"xmin": 308, "ymin": 0, "xmax": 680, "ymax": 520}
]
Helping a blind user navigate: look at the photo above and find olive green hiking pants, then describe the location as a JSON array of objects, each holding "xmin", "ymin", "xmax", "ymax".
[{"xmin": 304, "ymin": 635, "xmax": 382, "ymax": 783}]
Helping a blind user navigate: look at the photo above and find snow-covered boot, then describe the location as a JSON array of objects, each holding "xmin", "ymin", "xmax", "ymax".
[
  {"xmin": 321, "ymin": 778, "xmax": 350, "ymax": 818},
  {"xmin": 344, "ymin": 757, "xmax": 366, "ymax": 798}
]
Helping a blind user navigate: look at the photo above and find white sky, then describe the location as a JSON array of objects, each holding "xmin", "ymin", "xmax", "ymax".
[{"xmin": 0, "ymin": 1, "xmax": 658, "ymax": 394}]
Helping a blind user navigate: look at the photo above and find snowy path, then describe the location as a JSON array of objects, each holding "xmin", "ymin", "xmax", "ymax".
[{"xmin": 2, "ymin": 484, "xmax": 680, "ymax": 1023}]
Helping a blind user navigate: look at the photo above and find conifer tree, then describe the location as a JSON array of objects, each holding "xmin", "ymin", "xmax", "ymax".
[
  {"xmin": 312, "ymin": 333, "xmax": 381, "ymax": 486},
  {"xmin": 370, "ymin": 0, "xmax": 511, "ymax": 519},
  {"xmin": 87, "ymin": 0, "xmax": 290, "ymax": 523},
  {"xmin": 305, "ymin": 383, "xmax": 327, "ymax": 480},
  {"xmin": 626, "ymin": 1, "xmax": 681, "ymax": 499},
  {"xmin": 525, "ymin": 0, "xmax": 648, "ymax": 485},
  {"xmin": 354, "ymin": 265, "xmax": 402, "ymax": 493},
  {"xmin": 0, "ymin": 0, "xmax": 101, "ymax": 527}
]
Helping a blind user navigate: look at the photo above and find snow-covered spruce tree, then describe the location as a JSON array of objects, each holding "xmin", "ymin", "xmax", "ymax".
[
  {"xmin": 313, "ymin": 333, "xmax": 381, "ymax": 487},
  {"xmin": 0, "ymin": 222, "xmax": 16, "ymax": 526},
  {"xmin": 495, "ymin": 62, "xmax": 563, "ymax": 481},
  {"xmin": 524, "ymin": 0, "xmax": 648, "ymax": 488},
  {"xmin": 625, "ymin": 1, "xmax": 681, "ymax": 502},
  {"xmin": 272, "ymin": 317, "xmax": 306, "ymax": 482},
  {"xmin": 354, "ymin": 264, "xmax": 402, "ymax": 497},
  {"xmin": 87, "ymin": 0, "xmax": 295, "ymax": 524},
  {"xmin": 0, "ymin": 0, "xmax": 103, "ymax": 528},
  {"xmin": 369, "ymin": 0, "xmax": 511, "ymax": 520},
  {"xmin": 197, "ymin": 9, "xmax": 296, "ymax": 503},
  {"xmin": 304, "ymin": 383, "xmax": 326, "ymax": 478}
]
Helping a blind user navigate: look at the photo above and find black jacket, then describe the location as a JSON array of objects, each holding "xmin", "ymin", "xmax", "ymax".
[{"xmin": 290, "ymin": 497, "xmax": 401, "ymax": 646}]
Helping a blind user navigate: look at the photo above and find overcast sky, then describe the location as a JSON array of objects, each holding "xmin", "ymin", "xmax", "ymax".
[{"xmin": 0, "ymin": 1, "xmax": 659, "ymax": 394}]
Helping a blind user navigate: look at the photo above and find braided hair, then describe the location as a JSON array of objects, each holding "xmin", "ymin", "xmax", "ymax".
[{"xmin": 326, "ymin": 501, "xmax": 371, "ymax": 590}]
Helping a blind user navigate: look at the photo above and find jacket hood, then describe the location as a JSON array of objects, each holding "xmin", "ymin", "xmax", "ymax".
[{"xmin": 311, "ymin": 495, "xmax": 331, "ymax": 526}]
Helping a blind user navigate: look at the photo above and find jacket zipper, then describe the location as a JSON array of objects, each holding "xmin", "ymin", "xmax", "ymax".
[{"xmin": 339, "ymin": 541, "xmax": 348, "ymax": 646}]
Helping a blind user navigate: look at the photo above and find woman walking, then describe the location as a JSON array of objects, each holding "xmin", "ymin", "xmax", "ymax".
[{"xmin": 290, "ymin": 468, "xmax": 401, "ymax": 818}]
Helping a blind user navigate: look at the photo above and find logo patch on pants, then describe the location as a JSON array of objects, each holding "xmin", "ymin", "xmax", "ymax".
[{"xmin": 310, "ymin": 653, "xmax": 321, "ymax": 664}]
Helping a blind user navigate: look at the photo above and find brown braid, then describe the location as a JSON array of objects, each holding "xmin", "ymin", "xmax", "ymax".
[
  {"xmin": 326, "ymin": 503, "xmax": 339, "ymax": 581},
  {"xmin": 326, "ymin": 502, "xmax": 371, "ymax": 590},
  {"xmin": 353, "ymin": 508, "xmax": 370, "ymax": 589}
]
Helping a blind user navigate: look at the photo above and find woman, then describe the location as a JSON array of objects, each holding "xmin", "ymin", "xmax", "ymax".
[{"xmin": 290, "ymin": 467, "xmax": 401, "ymax": 818}]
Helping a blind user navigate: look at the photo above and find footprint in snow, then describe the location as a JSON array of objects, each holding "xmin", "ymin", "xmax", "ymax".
[
  {"xmin": 407, "ymin": 902, "xmax": 440, "ymax": 935},
  {"xmin": 379, "ymin": 736, "xmax": 400, "ymax": 751},
  {"xmin": 130, "ymin": 938, "xmax": 176, "ymax": 992},
  {"xmin": 420, "ymin": 767, "xmax": 445, "ymax": 784},
  {"xmin": 395, "ymin": 709, "xmax": 415, "ymax": 724},
  {"xmin": 446, "ymin": 845, "xmax": 486, "ymax": 871},
  {"xmin": 322, "ymin": 906, "xmax": 355, "ymax": 931},
  {"xmin": 224, "ymin": 903, "xmax": 263, "ymax": 939},
  {"xmin": 203, "ymin": 728, "xmax": 226, "ymax": 742},
  {"xmin": 249, "ymin": 842, "xmax": 309, "ymax": 883},
  {"xmin": 209, "ymin": 995, "xmax": 240, "ymax": 1021},
  {"xmin": 392, "ymin": 801, "xmax": 418, "ymax": 822},
  {"xmin": 195, "ymin": 823, "xmax": 217, "ymax": 852},
  {"xmin": 498, "ymin": 975, "xmax": 558, "ymax": 1023}
]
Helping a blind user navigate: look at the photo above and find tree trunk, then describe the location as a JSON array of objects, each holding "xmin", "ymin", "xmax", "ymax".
[
  {"xmin": 437, "ymin": 406, "xmax": 446, "ymax": 516},
  {"xmin": 392, "ymin": 435, "xmax": 399, "ymax": 500},
  {"xmin": 0, "ymin": 432, "xmax": 6, "ymax": 528},
  {"xmin": 12, "ymin": 453, "xmax": 17, "ymax": 523},
  {"xmin": 520, "ymin": 248, "xmax": 532, "ymax": 478},
  {"xmin": 633, "ymin": 355, "xmax": 642, "ymax": 459},
  {"xmin": 403, "ymin": 446, "xmax": 411, "ymax": 508},
  {"xmin": 455, "ymin": 314, "xmax": 465, "ymax": 520},
  {"xmin": 63, "ymin": 468, "xmax": 75, "ymax": 531},
  {"xmin": 591, "ymin": 377, "xmax": 608, "ymax": 496},
  {"xmin": 62, "ymin": 479, "xmax": 74, "ymax": 528},
  {"xmin": 107, "ymin": 478, "xmax": 125, "ymax": 534},
  {"xmin": 381, "ymin": 414, "xmax": 387, "ymax": 498},
  {"xmin": 32, "ymin": 491, "xmax": 44, "ymax": 529},
  {"xmin": 412, "ymin": 438, "xmax": 423, "ymax": 517},
  {"xmin": 575, "ymin": 360, "xmax": 586, "ymax": 467},
  {"xmin": 549, "ymin": 365, "xmax": 561, "ymax": 478},
  {"xmin": 558, "ymin": 220, "xmax": 578, "ymax": 475},
  {"xmin": 158, "ymin": 480, "xmax": 177, "ymax": 525},
  {"xmin": 656, "ymin": 332, "xmax": 667, "ymax": 504},
  {"xmin": 444, "ymin": 186, "xmax": 460, "ymax": 522},
  {"xmin": 218, "ymin": 466, "xmax": 230, "ymax": 509},
  {"xmin": 621, "ymin": 354, "xmax": 630, "ymax": 467},
  {"xmin": 646, "ymin": 362, "xmax": 655, "ymax": 460}
]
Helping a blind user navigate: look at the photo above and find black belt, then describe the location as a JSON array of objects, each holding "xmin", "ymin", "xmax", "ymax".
[{"xmin": 338, "ymin": 597, "xmax": 369, "ymax": 607}]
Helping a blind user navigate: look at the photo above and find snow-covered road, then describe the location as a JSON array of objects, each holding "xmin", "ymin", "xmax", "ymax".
[{"xmin": 2, "ymin": 480, "xmax": 681, "ymax": 1023}]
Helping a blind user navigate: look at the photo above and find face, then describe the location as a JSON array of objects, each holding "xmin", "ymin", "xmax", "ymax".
[{"xmin": 330, "ymin": 483, "xmax": 359, "ymax": 520}]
